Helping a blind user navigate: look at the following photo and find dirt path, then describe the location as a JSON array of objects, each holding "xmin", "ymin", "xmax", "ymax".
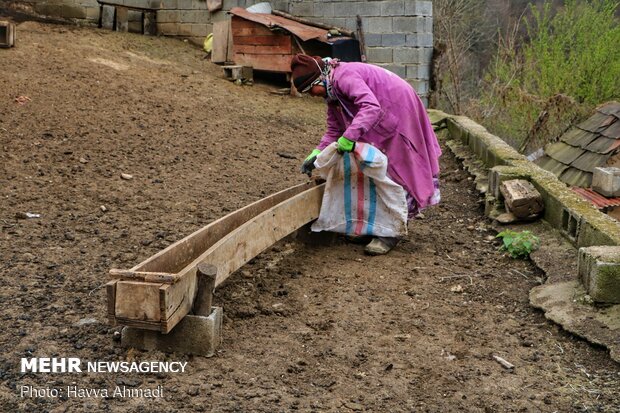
[{"xmin": 1, "ymin": 21, "xmax": 618, "ymax": 413}]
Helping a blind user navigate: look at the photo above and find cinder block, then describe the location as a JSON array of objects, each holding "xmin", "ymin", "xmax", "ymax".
[
  {"xmin": 289, "ymin": 2, "xmax": 314, "ymax": 17},
  {"xmin": 406, "ymin": 32, "xmax": 433, "ymax": 47},
  {"xmin": 367, "ymin": 47, "xmax": 393, "ymax": 63},
  {"xmin": 157, "ymin": 10, "xmax": 179, "ymax": 23},
  {"xmin": 320, "ymin": 3, "xmax": 335, "ymax": 18},
  {"xmin": 393, "ymin": 47, "xmax": 432, "ymax": 64},
  {"xmin": 393, "ymin": 16, "xmax": 430, "ymax": 33},
  {"xmin": 381, "ymin": 0, "xmax": 404, "ymax": 16},
  {"xmin": 157, "ymin": 22, "xmax": 179, "ymax": 35},
  {"xmin": 178, "ymin": 22, "xmax": 193, "ymax": 36},
  {"xmin": 499, "ymin": 179, "xmax": 544, "ymax": 219},
  {"xmin": 335, "ymin": 1, "xmax": 381, "ymax": 17},
  {"xmin": 579, "ymin": 246, "xmax": 620, "ymax": 303},
  {"xmin": 159, "ymin": 0, "xmax": 178, "ymax": 9},
  {"xmin": 407, "ymin": 78, "xmax": 429, "ymax": 95},
  {"xmin": 101, "ymin": 5, "xmax": 115, "ymax": 29},
  {"xmin": 0, "ymin": 21, "xmax": 15, "ymax": 48},
  {"xmin": 406, "ymin": 64, "xmax": 430, "ymax": 80},
  {"xmin": 121, "ymin": 307, "xmax": 223, "ymax": 356},
  {"xmin": 223, "ymin": 65, "xmax": 253, "ymax": 81},
  {"xmin": 177, "ymin": 0, "xmax": 194, "ymax": 10},
  {"xmin": 405, "ymin": 1, "xmax": 433, "ymax": 16},
  {"xmin": 116, "ymin": 6, "xmax": 129, "ymax": 32},
  {"xmin": 191, "ymin": 23, "xmax": 208, "ymax": 37},
  {"xmin": 364, "ymin": 33, "xmax": 382, "ymax": 47},
  {"xmin": 364, "ymin": 16, "xmax": 392, "ymax": 33},
  {"xmin": 376, "ymin": 63, "xmax": 406, "ymax": 78},
  {"xmin": 381, "ymin": 33, "xmax": 406, "ymax": 47},
  {"xmin": 592, "ymin": 167, "xmax": 620, "ymax": 197}
]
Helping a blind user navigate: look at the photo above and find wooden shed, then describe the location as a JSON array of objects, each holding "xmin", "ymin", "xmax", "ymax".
[{"xmin": 213, "ymin": 7, "xmax": 360, "ymax": 75}]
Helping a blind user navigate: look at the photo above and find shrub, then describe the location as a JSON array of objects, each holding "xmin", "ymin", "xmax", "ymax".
[{"xmin": 496, "ymin": 230, "xmax": 541, "ymax": 259}]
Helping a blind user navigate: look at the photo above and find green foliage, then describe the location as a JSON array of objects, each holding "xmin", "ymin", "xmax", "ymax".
[
  {"xmin": 496, "ymin": 230, "xmax": 541, "ymax": 259},
  {"xmin": 475, "ymin": 0, "xmax": 620, "ymax": 148}
]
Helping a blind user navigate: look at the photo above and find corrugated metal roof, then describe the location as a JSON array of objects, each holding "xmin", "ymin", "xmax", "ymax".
[
  {"xmin": 560, "ymin": 167, "xmax": 592, "ymax": 187},
  {"xmin": 597, "ymin": 101, "xmax": 620, "ymax": 118},
  {"xmin": 584, "ymin": 136, "xmax": 620, "ymax": 154},
  {"xmin": 560, "ymin": 127, "xmax": 598, "ymax": 147},
  {"xmin": 535, "ymin": 155, "xmax": 570, "ymax": 176},
  {"xmin": 546, "ymin": 141, "xmax": 586, "ymax": 164},
  {"xmin": 229, "ymin": 7, "xmax": 328, "ymax": 42},
  {"xmin": 572, "ymin": 187, "xmax": 620, "ymax": 209}
]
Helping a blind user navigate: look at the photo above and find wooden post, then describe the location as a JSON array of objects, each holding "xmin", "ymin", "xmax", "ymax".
[{"xmin": 194, "ymin": 264, "xmax": 217, "ymax": 316}]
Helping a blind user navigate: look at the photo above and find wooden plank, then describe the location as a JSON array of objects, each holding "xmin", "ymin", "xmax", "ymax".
[
  {"xmin": 232, "ymin": 26, "xmax": 276, "ymax": 37},
  {"xmin": 115, "ymin": 281, "xmax": 163, "ymax": 322},
  {"xmin": 157, "ymin": 184, "xmax": 324, "ymax": 332},
  {"xmin": 234, "ymin": 35, "xmax": 291, "ymax": 47},
  {"xmin": 212, "ymin": 20, "xmax": 230, "ymax": 63},
  {"xmin": 234, "ymin": 44, "xmax": 292, "ymax": 55},
  {"xmin": 232, "ymin": 53, "xmax": 293, "ymax": 72},
  {"xmin": 109, "ymin": 269, "xmax": 176, "ymax": 283},
  {"xmin": 106, "ymin": 281, "xmax": 117, "ymax": 326},
  {"xmin": 132, "ymin": 182, "xmax": 313, "ymax": 275}
]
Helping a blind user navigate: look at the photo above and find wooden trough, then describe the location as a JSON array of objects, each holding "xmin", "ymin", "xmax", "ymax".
[{"xmin": 107, "ymin": 182, "xmax": 324, "ymax": 333}]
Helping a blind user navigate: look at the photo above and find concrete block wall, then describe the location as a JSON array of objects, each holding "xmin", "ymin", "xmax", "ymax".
[{"xmin": 10, "ymin": 0, "xmax": 433, "ymax": 101}]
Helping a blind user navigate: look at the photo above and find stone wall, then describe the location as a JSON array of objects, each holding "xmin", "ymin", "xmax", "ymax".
[{"xmin": 4, "ymin": 0, "xmax": 433, "ymax": 100}]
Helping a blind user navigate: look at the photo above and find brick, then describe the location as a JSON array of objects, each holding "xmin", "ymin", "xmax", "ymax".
[
  {"xmin": 381, "ymin": 33, "xmax": 406, "ymax": 46},
  {"xmin": 579, "ymin": 246, "xmax": 620, "ymax": 304},
  {"xmin": 393, "ymin": 16, "xmax": 431, "ymax": 33},
  {"xmin": 366, "ymin": 47, "xmax": 393, "ymax": 63},
  {"xmin": 381, "ymin": 0, "xmax": 404, "ymax": 16},
  {"xmin": 364, "ymin": 16, "xmax": 392, "ymax": 33},
  {"xmin": 592, "ymin": 167, "xmax": 620, "ymax": 197}
]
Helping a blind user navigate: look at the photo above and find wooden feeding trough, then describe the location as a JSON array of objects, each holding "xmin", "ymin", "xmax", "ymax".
[
  {"xmin": 107, "ymin": 182, "xmax": 324, "ymax": 333},
  {"xmin": 215, "ymin": 7, "xmax": 360, "ymax": 75}
]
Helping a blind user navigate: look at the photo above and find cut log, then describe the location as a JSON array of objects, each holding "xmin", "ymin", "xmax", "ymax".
[
  {"xmin": 499, "ymin": 179, "xmax": 544, "ymax": 219},
  {"xmin": 109, "ymin": 182, "xmax": 324, "ymax": 333}
]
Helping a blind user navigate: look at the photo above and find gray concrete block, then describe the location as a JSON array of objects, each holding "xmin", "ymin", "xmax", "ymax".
[
  {"xmin": 121, "ymin": 307, "xmax": 223, "ymax": 356},
  {"xmin": 157, "ymin": 22, "xmax": 179, "ymax": 35},
  {"xmin": 335, "ymin": 1, "xmax": 381, "ymax": 17},
  {"xmin": 393, "ymin": 16, "xmax": 430, "ymax": 33},
  {"xmin": 178, "ymin": 22, "xmax": 193, "ymax": 35},
  {"xmin": 272, "ymin": 1, "xmax": 289, "ymax": 13},
  {"xmin": 101, "ymin": 5, "xmax": 115, "ymax": 29},
  {"xmin": 180, "ymin": 10, "xmax": 208, "ymax": 23},
  {"xmin": 375, "ymin": 63, "xmax": 406, "ymax": 78},
  {"xmin": 407, "ymin": 78, "xmax": 429, "ymax": 95},
  {"xmin": 160, "ymin": 0, "xmax": 178, "ymax": 9},
  {"xmin": 381, "ymin": 0, "xmax": 404, "ymax": 16},
  {"xmin": 592, "ymin": 167, "xmax": 620, "ymax": 197},
  {"xmin": 191, "ymin": 23, "xmax": 208, "ymax": 36},
  {"xmin": 406, "ymin": 32, "xmax": 433, "ymax": 47},
  {"xmin": 177, "ymin": 0, "xmax": 194, "ymax": 9},
  {"xmin": 364, "ymin": 16, "xmax": 392, "ymax": 33},
  {"xmin": 290, "ymin": 1, "xmax": 314, "ymax": 17},
  {"xmin": 406, "ymin": 63, "xmax": 430, "ymax": 79},
  {"xmin": 364, "ymin": 33, "xmax": 382, "ymax": 47},
  {"xmin": 367, "ymin": 47, "xmax": 393, "ymax": 63},
  {"xmin": 393, "ymin": 46, "xmax": 432, "ymax": 64},
  {"xmin": 157, "ymin": 10, "xmax": 179, "ymax": 23},
  {"xmin": 321, "ymin": 3, "xmax": 335, "ymax": 18},
  {"xmin": 579, "ymin": 246, "xmax": 620, "ymax": 304},
  {"xmin": 381, "ymin": 33, "xmax": 406, "ymax": 46},
  {"xmin": 405, "ymin": 0, "xmax": 433, "ymax": 16}
]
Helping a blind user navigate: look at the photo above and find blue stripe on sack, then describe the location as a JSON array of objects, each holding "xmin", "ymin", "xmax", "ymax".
[
  {"xmin": 367, "ymin": 177, "xmax": 377, "ymax": 235},
  {"xmin": 344, "ymin": 154, "xmax": 353, "ymax": 234}
]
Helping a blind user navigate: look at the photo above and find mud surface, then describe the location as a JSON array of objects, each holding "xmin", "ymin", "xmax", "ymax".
[{"xmin": 1, "ymin": 21, "xmax": 619, "ymax": 413}]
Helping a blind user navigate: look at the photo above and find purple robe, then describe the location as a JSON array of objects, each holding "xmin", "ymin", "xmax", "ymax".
[{"xmin": 316, "ymin": 62, "xmax": 441, "ymax": 211}]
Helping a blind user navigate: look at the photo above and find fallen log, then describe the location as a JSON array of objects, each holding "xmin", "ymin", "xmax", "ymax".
[{"xmin": 107, "ymin": 182, "xmax": 324, "ymax": 333}]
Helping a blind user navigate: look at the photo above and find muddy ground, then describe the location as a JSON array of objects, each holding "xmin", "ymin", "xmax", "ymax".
[{"xmin": 0, "ymin": 20, "xmax": 619, "ymax": 413}]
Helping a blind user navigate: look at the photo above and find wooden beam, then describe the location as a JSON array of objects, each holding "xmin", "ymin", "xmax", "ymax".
[{"xmin": 109, "ymin": 182, "xmax": 325, "ymax": 333}]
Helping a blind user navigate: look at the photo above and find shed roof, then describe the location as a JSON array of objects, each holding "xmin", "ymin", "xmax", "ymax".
[
  {"xmin": 535, "ymin": 101, "xmax": 620, "ymax": 187},
  {"xmin": 229, "ymin": 7, "xmax": 329, "ymax": 42}
]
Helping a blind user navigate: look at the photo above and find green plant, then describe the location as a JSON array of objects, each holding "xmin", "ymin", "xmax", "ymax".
[{"xmin": 496, "ymin": 230, "xmax": 540, "ymax": 259}]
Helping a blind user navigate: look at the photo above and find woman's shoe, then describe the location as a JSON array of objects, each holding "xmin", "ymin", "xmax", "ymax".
[
  {"xmin": 364, "ymin": 237, "xmax": 399, "ymax": 255},
  {"xmin": 345, "ymin": 235, "xmax": 373, "ymax": 245}
]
